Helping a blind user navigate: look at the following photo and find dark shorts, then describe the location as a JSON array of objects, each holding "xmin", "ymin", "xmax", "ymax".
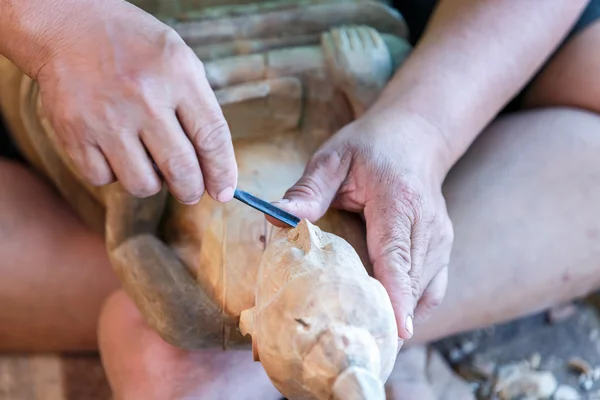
[
  {"xmin": 0, "ymin": 114, "xmax": 23, "ymax": 162},
  {"xmin": 2, "ymin": 0, "xmax": 600, "ymax": 161}
]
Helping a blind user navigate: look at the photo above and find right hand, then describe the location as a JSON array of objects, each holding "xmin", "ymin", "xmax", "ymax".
[
  {"xmin": 270, "ymin": 110, "xmax": 454, "ymax": 341},
  {"xmin": 35, "ymin": 0, "xmax": 237, "ymax": 204}
]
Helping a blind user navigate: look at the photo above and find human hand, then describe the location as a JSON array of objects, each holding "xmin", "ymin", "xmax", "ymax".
[
  {"xmin": 35, "ymin": 0, "xmax": 237, "ymax": 204},
  {"xmin": 271, "ymin": 111, "xmax": 454, "ymax": 340}
]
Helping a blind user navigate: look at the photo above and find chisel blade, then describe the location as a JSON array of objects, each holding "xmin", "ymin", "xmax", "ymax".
[{"xmin": 233, "ymin": 188, "xmax": 300, "ymax": 228}]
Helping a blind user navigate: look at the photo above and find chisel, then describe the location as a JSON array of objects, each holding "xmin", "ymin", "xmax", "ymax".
[{"xmin": 233, "ymin": 188, "xmax": 300, "ymax": 228}]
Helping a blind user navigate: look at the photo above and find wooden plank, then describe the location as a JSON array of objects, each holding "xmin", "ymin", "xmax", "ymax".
[{"xmin": 0, "ymin": 355, "xmax": 64, "ymax": 400}]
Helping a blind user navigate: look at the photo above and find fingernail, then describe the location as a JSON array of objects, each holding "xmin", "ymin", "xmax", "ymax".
[
  {"xmin": 405, "ymin": 315, "xmax": 414, "ymax": 337},
  {"xmin": 217, "ymin": 187, "xmax": 234, "ymax": 202},
  {"xmin": 182, "ymin": 198, "xmax": 200, "ymax": 206}
]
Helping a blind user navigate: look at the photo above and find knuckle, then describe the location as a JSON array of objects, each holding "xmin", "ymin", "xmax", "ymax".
[
  {"xmin": 83, "ymin": 169, "xmax": 113, "ymax": 187},
  {"xmin": 205, "ymin": 169, "xmax": 236, "ymax": 191},
  {"xmin": 117, "ymin": 72, "xmax": 146, "ymax": 99},
  {"xmin": 416, "ymin": 286, "xmax": 446, "ymax": 322},
  {"xmin": 428, "ymin": 294, "xmax": 444, "ymax": 310},
  {"xmin": 178, "ymin": 189, "xmax": 205, "ymax": 204},
  {"xmin": 126, "ymin": 179, "xmax": 162, "ymax": 198},
  {"xmin": 51, "ymin": 108, "xmax": 86, "ymax": 141},
  {"xmin": 141, "ymin": 102, "xmax": 164, "ymax": 122},
  {"xmin": 423, "ymin": 291, "xmax": 444, "ymax": 311},
  {"xmin": 191, "ymin": 119, "xmax": 231, "ymax": 155},
  {"xmin": 284, "ymin": 146, "xmax": 353, "ymax": 202},
  {"xmin": 285, "ymin": 174, "xmax": 324, "ymax": 201},
  {"xmin": 175, "ymin": 44, "xmax": 203, "ymax": 73},
  {"xmin": 310, "ymin": 146, "xmax": 351, "ymax": 175},
  {"xmin": 158, "ymin": 152, "xmax": 199, "ymax": 183},
  {"xmin": 163, "ymin": 29, "xmax": 192, "ymax": 58},
  {"xmin": 379, "ymin": 240, "xmax": 412, "ymax": 272},
  {"xmin": 415, "ymin": 299, "xmax": 439, "ymax": 323}
]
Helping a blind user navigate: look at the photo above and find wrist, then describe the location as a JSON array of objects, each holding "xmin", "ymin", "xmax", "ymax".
[
  {"xmin": 361, "ymin": 106, "xmax": 455, "ymax": 185},
  {"xmin": 0, "ymin": 0, "xmax": 123, "ymax": 79}
]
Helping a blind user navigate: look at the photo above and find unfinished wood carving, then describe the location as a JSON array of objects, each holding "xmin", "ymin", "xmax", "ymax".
[
  {"xmin": 239, "ymin": 220, "xmax": 398, "ymax": 399},
  {"xmin": 0, "ymin": 1, "xmax": 411, "ymax": 398}
]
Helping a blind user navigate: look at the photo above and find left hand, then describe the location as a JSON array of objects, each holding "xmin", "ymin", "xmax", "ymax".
[{"xmin": 271, "ymin": 110, "xmax": 455, "ymax": 340}]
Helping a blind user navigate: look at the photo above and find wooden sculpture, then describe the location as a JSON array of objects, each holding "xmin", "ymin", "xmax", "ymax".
[
  {"xmin": 239, "ymin": 220, "xmax": 398, "ymax": 399},
  {"xmin": 0, "ymin": 1, "xmax": 412, "ymax": 398}
]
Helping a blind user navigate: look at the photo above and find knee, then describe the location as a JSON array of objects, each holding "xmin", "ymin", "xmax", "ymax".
[
  {"xmin": 98, "ymin": 290, "xmax": 144, "ymax": 340},
  {"xmin": 522, "ymin": 21, "xmax": 600, "ymax": 114}
]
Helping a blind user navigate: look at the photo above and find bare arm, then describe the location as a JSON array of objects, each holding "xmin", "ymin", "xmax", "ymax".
[
  {"xmin": 370, "ymin": 0, "xmax": 591, "ymax": 177},
  {"xmin": 0, "ymin": 0, "xmax": 99, "ymax": 78}
]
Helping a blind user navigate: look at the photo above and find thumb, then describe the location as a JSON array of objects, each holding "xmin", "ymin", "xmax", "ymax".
[
  {"xmin": 269, "ymin": 149, "xmax": 351, "ymax": 226},
  {"xmin": 365, "ymin": 192, "xmax": 430, "ymax": 340}
]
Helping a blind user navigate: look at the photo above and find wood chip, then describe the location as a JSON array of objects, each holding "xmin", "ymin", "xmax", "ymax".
[
  {"xmin": 495, "ymin": 364, "xmax": 558, "ymax": 400},
  {"xmin": 568, "ymin": 357, "xmax": 593, "ymax": 376}
]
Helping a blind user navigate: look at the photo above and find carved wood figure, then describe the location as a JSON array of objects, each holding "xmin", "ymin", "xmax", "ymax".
[
  {"xmin": 239, "ymin": 220, "xmax": 398, "ymax": 399},
  {"xmin": 0, "ymin": 1, "xmax": 412, "ymax": 398}
]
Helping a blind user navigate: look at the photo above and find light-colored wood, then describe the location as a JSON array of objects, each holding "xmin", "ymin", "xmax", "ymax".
[{"xmin": 239, "ymin": 220, "xmax": 397, "ymax": 400}]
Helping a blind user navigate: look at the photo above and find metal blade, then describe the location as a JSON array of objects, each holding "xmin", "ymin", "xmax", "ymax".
[{"xmin": 233, "ymin": 188, "xmax": 300, "ymax": 228}]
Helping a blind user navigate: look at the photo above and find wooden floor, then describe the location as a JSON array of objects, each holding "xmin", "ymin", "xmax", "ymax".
[{"xmin": 0, "ymin": 353, "xmax": 111, "ymax": 400}]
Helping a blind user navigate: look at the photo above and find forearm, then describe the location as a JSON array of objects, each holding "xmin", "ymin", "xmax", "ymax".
[
  {"xmin": 0, "ymin": 0, "xmax": 124, "ymax": 78},
  {"xmin": 371, "ymin": 0, "xmax": 590, "ymax": 174}
]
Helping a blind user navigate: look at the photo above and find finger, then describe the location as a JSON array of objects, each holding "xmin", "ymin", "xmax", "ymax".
[
  {"xmin": 357, "ymin": 26, "xmax": 375, "ymax": 47},
  {"xmin": 140, "ymin": 112, "xmax": 204, "ymax": 205},
  {"xmin": 66, "ymin": 141, "xmax": 116, "ymax": 187},
  {"xmin": 332, "ymin": 27, "xmax": 351, "ymax": 51},
  {"xmin": 366, "ymin": 26, "xmax": 384, "ymax": 48},
  {"xmin": 177, "ymin": 58, "xmax": 237, "ymax": 203},
  {"xmin": 101, "ymin": 134, "xmax": 162, "ymax": 198},
  {"xmin": 346, "ymin": 27, "xmax": 362, "ymax": 50},
  {"xmin": 365, "ymin": 191, "xmax": 431, "ymax": 340},
  {"xmin": 414, "ymin": 266, "xmax": 448, "ymax": 324},
  {"xmin": 269, "ymin": 147, "xmax": 352, "ymax": 226}
]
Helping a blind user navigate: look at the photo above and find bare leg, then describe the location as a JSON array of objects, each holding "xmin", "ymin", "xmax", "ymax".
[
  {"xmin": 408, "ymin": 107, "xmax": 600, "ymax": 345},
  {"xmin": 411, "ymin": 19, "xmax": 600, "ymax": 344},
  {"xmin": 0, "ymin": 159, "xmax": 118, "ymax": 351},
  {"xmin": 385, "ymin": 107, "xmax": 600, "ymax": 400},
  {"xmin": 385, "ymin": 20, "xmax": 600, "ymax": 400},
  {"xmin": 98, "ymin": 290, "xmax": 283, "ymax": 400}
]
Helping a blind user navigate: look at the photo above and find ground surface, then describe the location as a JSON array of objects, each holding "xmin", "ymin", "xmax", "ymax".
[
  {"xmin": 0, "ymin": 353, "xmax": 110, "ymax": 400},
  {"xmin": 2, "ymin": 298, "xmax": 600, "ymax": 399},
  {"xmin": 434, "ymin": 296, "xmax": 600, "ymax": 399}
]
